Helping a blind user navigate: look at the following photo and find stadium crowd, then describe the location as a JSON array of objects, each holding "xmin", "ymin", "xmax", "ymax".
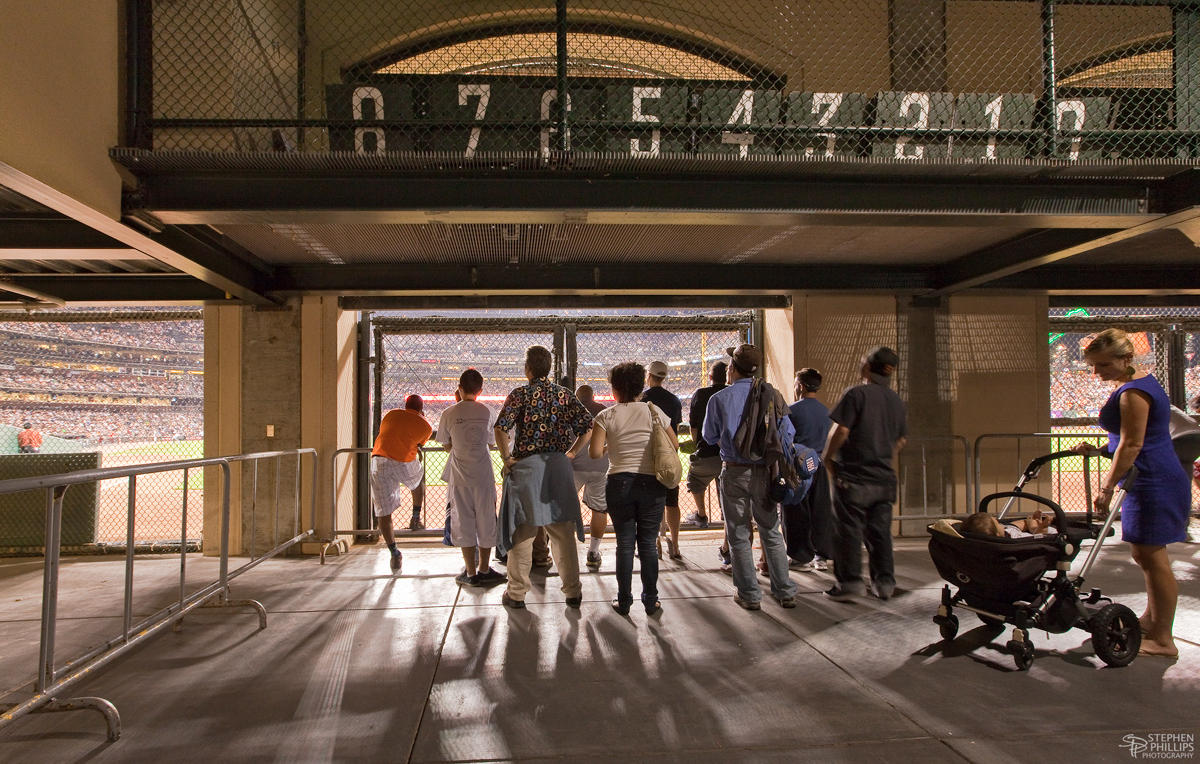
[
  {"xmin": 0, "ymin": 368, "xmax": 203, "ymax": 398},
  {"xmin": 0, "ymin": 320, "xmax": 202, "ymax": 353},
  {"xmin": 4, "ymin": 406, "xmax": 201, "ymax": 443}
]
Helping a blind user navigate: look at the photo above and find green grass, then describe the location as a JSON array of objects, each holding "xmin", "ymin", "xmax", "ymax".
[{"xmin": 110, "ymin": 439, "xmax": 205, "ymax": 460}]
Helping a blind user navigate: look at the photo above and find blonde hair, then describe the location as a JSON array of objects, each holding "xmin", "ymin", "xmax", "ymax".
[{"xmin": 1084, "ymin": 328, "xmax": 1135, "ymax": 359}]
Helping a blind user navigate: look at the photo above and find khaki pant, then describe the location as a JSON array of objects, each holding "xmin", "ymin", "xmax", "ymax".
[{"xmin": 506, "ymin": 521, "xmax": 582, "ymax": 601}]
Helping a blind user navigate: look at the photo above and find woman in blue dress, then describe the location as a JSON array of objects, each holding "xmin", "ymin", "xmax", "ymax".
[{"xmin": 1074, "ymin": 328, "xmax": 1189, "ymax": 658}]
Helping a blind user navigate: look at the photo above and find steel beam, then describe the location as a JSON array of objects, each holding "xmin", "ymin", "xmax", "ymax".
[
  {"xmin": 133, "ymin": 175, "xmax": 1152, "ymax": 228},
  {"xmin": 927, "ymin": 205, "xmax": 1200, "ymax": 295},
  {"xmin": 0, "ymin": 219, "xmax": 127, "ymax": 249},
  {"xmin": 341, "ymin": 294, "xmax": 792, "ymax": 310},
  {"xmin": 992, "ymin": 265, "xmax": 1200, "ymax": 292},
  {"xmin": 0, "ymin": 274, "xmax": 228, "ymax": 302}
]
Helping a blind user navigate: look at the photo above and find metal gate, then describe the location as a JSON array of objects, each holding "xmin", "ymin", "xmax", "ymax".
[{"xmin": 368, "ymin": 312, "xmax": 753, "ymax": 532}]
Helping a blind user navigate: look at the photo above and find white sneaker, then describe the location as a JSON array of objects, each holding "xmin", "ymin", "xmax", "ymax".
[
  {"xmin": 789, "ymin": 559, "xmax": 818, "ymax": 572},
  {"xmin": 813, "ymin": 559, "xmax": 830, "ymax": 571}
]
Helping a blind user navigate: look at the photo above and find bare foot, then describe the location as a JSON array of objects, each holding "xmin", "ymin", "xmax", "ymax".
[{"xmin": 1138, "ymin": 638, "xmax": 1179, "ymax": 658}]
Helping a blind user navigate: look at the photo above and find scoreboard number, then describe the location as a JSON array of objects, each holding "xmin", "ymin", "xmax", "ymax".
[{"xmin": 458, "ymin": 83, "xmax": 491, "ymax": 157}]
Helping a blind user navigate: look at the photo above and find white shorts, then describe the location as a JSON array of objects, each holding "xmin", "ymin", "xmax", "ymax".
[
  {"xmin": 450, "ymin": 499, "xmax": 498, "ymax": 548},
  {"xmin": 370, "ymin": 456, "xmax": 424, "ymax": 517},
  {"xmin": 574, "ymin": 470, "xmax": 607, "ymax": 513}
]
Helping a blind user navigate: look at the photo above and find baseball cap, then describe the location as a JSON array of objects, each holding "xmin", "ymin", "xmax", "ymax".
[
  {"xmin": 726, "ymin": 344, "xmax": 762, "ymax": 374},
  {"xmin": 647, "ymin": 360, "xmax": 669, "ymax": 378}
]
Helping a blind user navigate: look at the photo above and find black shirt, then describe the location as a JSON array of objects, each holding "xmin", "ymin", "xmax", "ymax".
[
  {"xmin": 689, "ymin": 383, "xmax": 727, "ymax": 458},
  {"xmin": 829, "ymin": 373, "xmax": 907, "ymax": 483},
  {"xmin": 640, "ymin": 385, "xmax": 683, "ymax": 435}
]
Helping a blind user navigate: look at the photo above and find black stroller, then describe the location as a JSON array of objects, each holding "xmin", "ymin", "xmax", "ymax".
[{"xmin": 929, "ymin": 451, "xmax": 1141, "ymax": 670}]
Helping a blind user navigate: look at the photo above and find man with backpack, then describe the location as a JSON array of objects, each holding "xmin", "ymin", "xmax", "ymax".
[{"xmin": 702, "ymin": 344, "xmax": 799, "ymax": 610}]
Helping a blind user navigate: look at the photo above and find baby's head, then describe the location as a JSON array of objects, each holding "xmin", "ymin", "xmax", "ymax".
[{"xmin": 961, "ymin": 513, "xmax": 1003, "ymax": 537}]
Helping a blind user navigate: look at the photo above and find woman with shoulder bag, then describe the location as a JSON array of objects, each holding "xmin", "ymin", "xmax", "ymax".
[{"xmin": 588, "ymin": 362, "xmax": 678, "ymax": 616}]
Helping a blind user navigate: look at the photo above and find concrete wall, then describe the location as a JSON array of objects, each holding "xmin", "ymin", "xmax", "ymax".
[{"xmin": 0, "ymin": 1, "xmax": 122, "ymax": 218}]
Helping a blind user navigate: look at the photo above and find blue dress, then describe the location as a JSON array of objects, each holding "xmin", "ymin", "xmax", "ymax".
[{"xmin": 1098, "ymin": 375, "xmax": 1190, "ymax": 545}]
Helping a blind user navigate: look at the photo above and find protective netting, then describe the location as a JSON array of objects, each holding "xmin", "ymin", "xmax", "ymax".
[
  {"xmin": 0, "ymin": 309, "xmax": 203, "ymax": 551},
  {"xmin": 372, "ymin": 314, "xmax": 749, "ymax": 529},
  {"xmin": 145, "ymin": 0, "xmax": 1194, "ymax": 162}
]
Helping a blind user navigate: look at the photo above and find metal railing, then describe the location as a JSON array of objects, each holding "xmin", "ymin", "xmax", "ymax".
[
  {"xmin": 974, "ymin": 431, "xmax": 1108, "ymax": 511},
  {"xmin": 0, "ymin": 448, "xmax": 317, "ymax": 742},
  {"xmin": 894, "ymin": 435, "xmax": 973, "ymax": 535}
]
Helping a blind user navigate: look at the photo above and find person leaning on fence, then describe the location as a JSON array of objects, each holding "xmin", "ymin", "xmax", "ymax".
[
  {"xmin": 683, "ymin": 361, "xmax": 728, "ymax": 532},
  {"xmin": 17, "ymin": 422, "xmax": 42, "ymax": 453},
  {"xmin": 437, "ymin": 369, "xmax": 504, "ymax": 587},
  {"xmin": 823, "ymin": 347, "xmax": 907, "ymax": 603},
  {"xmin": 641, "ymin": 360, "xmax": 684, "ymax": 560},
  {"xmin": 493, "ymin": 345, "xmax": 594, "ymax": 609},
  {"xmin": 587, "ymin": 362, "xmax": 674, "ymax": 616},
  {"xmin": 782, "ymin": 368, "xmax": 834, "ymax": 572},
  {"xmin": 702, "ymin": 344, "xmax": 799, "ymax": 610},
  {"xmin": 371, "ymin": 394, "xmax": 433, "ymax": 574},
  {"xmin": 1070, "ymin": 328, "xmax": 1188, "ymax": 658},
  {"xmin": 569, "ymin": 384, "xmax": 611, "ymax": 571}
]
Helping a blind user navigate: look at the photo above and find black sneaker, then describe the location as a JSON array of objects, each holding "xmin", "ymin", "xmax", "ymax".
[
  {"xmin": 474, "ymin": 568, "xmax": 506, "ymax": 586},
  {"xmin": 408, "ymin": 515, "xmax": 424, "ymax": 531},
  {"xmin": 389, "ymin": 549, "xmax": 402, "ymax": 573},
  {"xmin": 565, "ymin": 596, "xmax": 582, "ymax": 609},
  {"xmin": 612, "ymin": 598, "xmax": 631, "ymax": 615},
  {"xmin": 825, "ymin": 586, "xmax": 861, "ymax": 603},
  {"xmin": 586, "ymin": 551, "xmax": 602, "ymax": 570},
  {"xmin": 501, "ymin": 592, "xmax": 525, "ymax": 609},
  {"xmin": 454, "ymin": 570, "xmax": 474, "ymax": 586},
  {"xmin": 495, "ymin": 553, "xmax": 507, "ymax": 566}
]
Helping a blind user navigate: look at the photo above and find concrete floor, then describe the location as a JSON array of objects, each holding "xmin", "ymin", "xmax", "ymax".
[{"xmin": 0, "ymin": 528, "xmax": 1197, "ymax": 763}]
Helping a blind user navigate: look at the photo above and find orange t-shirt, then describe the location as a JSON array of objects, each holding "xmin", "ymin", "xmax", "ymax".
[
  {"xmin": 17, "ymin": 430, "xmax": 42, "ymax": 449},
  {"xmin": 372, "ymin": 408, "xmax": 431, "ymax": 463}
]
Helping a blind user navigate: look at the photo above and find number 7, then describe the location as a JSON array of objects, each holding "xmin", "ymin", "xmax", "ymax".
[{"xmin": 458, "ymin": 84, "xmax": 491, "ymax": 157}]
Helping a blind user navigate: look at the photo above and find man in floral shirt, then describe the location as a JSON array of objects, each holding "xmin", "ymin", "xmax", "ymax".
[{"xmin": 494, "ymin": 345, "xmax": 594, "ymax": 609}]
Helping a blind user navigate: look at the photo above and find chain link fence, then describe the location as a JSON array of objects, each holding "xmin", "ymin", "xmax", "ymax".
[
  {"xmin": 143, "ymin": 0, "xmax": 1195, "ymax": 163},
  {"xmin": 372, "ymin": 312, "xmax": 749, "ymax": 530},
  {"xmin": 0, "ymin": 309, "xmax": 204, "ymax": 553}
]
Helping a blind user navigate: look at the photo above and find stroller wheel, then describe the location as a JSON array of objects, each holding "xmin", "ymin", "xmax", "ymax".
[
  {"xmin": 937, "ymin": 613, "xmax": 959, "ymax": 641},
  {"xmin": 1007, "ymin": 631, "xmax": 1035, "ymax": 671},
  {"xmin": 1090, "ymin": 603, "xmax": 1141, "ymax": 668}
]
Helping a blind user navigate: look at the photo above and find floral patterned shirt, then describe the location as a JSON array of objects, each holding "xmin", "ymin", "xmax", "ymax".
[{"xmin": 495, "ymin": 377, "xmax": 594, "ymax": 457}]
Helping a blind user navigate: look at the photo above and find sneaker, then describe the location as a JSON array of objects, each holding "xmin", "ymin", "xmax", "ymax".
[
  {"xmin": 389, "ymin": 549, "xmax": 402, "ymax": 573},
  {"xmin": 789, "ymin": 559, "xmax": 818, "ymax": 572},
  {"xmin": 408, "ymin": 515, "xmax": 424, "ymax": 531},
  {"xmin": 644, "ymin": 600, "xmax": 663, "ymax": 617},
  {"xmin": 681, "ymin": 512, "xmax": 708, "ymax": 528},
  {"xmin": 813, "ymin": 558, "xmax": 830, "ymax": 572},
  {"xmin": 501, "ymin": 592, "xmax": 525, "ymax": 609},
  {"xmin": 455, "ymin": 570, "xmax": 474, "ymax": 586},
  {"xmin": 565, "ymin": 596, "xmax": 582, "ymax": 609},
  {"xmin": 733, "ymin": 594, "xmax": 761, "ymax": 611},
  {"xmin": 719, "ymin": 563, "xmax": 733, "ymax": 576},
  {"xmin": 717, "ymin": 546, "xmax": 732, "ymax": 567},
  {"xmin": 531, "ymin": 558, "xmax": 552, "ymax": 570},
  {"xmin": 495, "ymin": 553, "xmax": 507, "ymax": 566},
  {"xmin": 869, "ymin": 582, "xmax": 895, "ymax": 601},
  {"xmin": 586, "ymin": 551, "xmax": 602, "ymax": 570},
  {"xmin": 774, "ymin": 594, "xmax": 798, "ymax": 608},
  {"xmin": 612, "ymin": 598, "xmax": 631, "ymax": 615},
  {"xmin": 474, "ymin": 568, "xmax": 506, "ymax": 586},
  {"xmin": 825, "ymin": 586, "xmax": 861, "ymax": 603}
]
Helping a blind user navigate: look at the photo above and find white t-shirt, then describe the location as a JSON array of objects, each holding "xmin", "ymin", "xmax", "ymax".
[
  {"xmin": 436, "ymin": 400, "xmax": 495, "ymax": 486},
  {"xmin": 593, "ymin": 402, "xmax": 669, "ymax": 475}
]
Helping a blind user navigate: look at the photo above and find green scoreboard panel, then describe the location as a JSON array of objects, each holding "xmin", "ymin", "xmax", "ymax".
[{"xmin": 326, "ymin": 75, "xmax": 1119, "ymax": 160}]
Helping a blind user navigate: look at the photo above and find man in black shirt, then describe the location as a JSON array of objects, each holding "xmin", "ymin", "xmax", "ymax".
[
  {"xmin": 683, "ymin": 361, "xmax": 728, "ymax": 529},
  {"xmin": 823, "ymin": 347, "xmax": 908, "ymax": 602},
  {"xmin": 641, "ymin": 360, "xmax": 683, "ymax": 559}
]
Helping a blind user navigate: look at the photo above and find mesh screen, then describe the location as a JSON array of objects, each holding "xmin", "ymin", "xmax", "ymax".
[
  {"xmin": 373, "ymin": 314, "xmax": 749, "ymax": 530},
  {"xmin": 0, "ymin": 309, "xmax": 203, "ymax": 552},
  {"xmin": 145, "ymin": 0, "xmax": 1196, "ymax": 163}
]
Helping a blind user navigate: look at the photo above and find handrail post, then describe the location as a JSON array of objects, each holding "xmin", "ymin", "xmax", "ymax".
[
  {"xmin": 124, "ymin": 476, "xmax": 136, "ymax": 641},
  {"xmin": 219, "ymin": 461, "xmax": 231, "ymax": 595},
  {"xmin": 180, "ymin": 467, "xmax": 188, "ymax": 624},
  {"xmin": 37, "ymin": 485, "xmax": 67, "ymax": 692}
]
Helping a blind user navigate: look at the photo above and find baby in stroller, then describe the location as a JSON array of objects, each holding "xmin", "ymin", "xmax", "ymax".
[{"xmin": 960, "ymin": 509, "xmax": 1054, "ymax": 539}]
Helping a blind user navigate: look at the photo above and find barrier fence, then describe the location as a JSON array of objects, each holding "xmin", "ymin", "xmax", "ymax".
[
  {"xmin": 974, "ymin": 431, "xmax": 1110, "ymax": 514},
  {"xmin": 0, "ymin": 448, "xmax": 317, "ymax": 742}
]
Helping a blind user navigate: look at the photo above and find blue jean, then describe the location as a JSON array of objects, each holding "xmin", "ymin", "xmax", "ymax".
[
  {"xmin": 719, "ymin": 463, "xmax": 798, "ymax": 603},
  {"xmin": 606, "ymin": 472, "xmax": 666, "ymax": 606}
]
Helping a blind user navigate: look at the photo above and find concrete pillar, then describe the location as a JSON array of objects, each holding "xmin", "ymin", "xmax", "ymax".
[{"xmin": 203, "ymin": 298, "xmax": 356, "ymax": 555}]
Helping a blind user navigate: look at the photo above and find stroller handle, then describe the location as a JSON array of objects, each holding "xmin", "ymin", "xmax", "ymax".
[
  {"xmin": 1022, "ymin": 450, "xmax": 1084, "ymax": 480},
  {"xmin": 978, "ymin": 491, "xmax": 1068, "ymax": 535}
]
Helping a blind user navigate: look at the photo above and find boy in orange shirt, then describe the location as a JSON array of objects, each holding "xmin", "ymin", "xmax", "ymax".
[{"xmin": 371, "ymin": 394, "xmax": 433, "ymax": 572}]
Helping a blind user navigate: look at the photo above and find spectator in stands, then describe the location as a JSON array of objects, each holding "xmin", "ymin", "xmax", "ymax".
[
  {"xmin": 640, "ymin": 360, "xmax": 683, "ymax": 560},
  {"xmin": 568, "ymin": 384, "xmax": 610, "ymax": 571},
  {"xmin": 703, "ymin": 344, "xmax": 799, "ymax": 610},
  {"xmin": 683, "ymin": 361, "xmax": 727, "ymax": 531},
  {"xmin": 17, "ymin": 422, "xmax": 42, "ymax": 453},
  {"xmin": 589, "ymin": 362, "xmax": 673, "ymax": 616},
  {"xmin": 437, "ymin": 370, "xmax": 504, "ymax": 587},
  {"xmin": 783, "ymin": 368, "xmax": 834, "ymax": 572},
  {"xmin": 824, "ymin": 347, "xmax": 908, "ymax": 603},
  {"xmin": 494, "ymin": 345, "xmax": 593, "ymax": 609},
  {"xmin": 371, "ymin": 394, "xmax": 432, "ymax": 573}
]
